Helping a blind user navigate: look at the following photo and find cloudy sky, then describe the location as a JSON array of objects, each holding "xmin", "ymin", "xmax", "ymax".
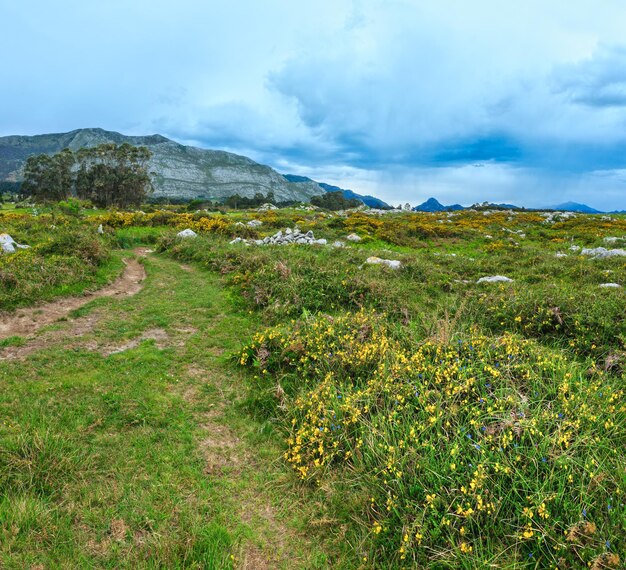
[{"xmin": 2, "ymin": 0, "xmax": 626, "ymax": 209}]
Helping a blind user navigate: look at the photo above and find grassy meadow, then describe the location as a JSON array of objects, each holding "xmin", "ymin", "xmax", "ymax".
[{"xmin": 0, "ymin": 204, "xmax": 624, "ymax": 568}]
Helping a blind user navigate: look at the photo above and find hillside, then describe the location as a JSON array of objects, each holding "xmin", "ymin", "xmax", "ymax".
[
  {"xmin": 282, "ymin": 174, "xmax": 390, "ymax": 208},
  {"xmin": 0, "ymin": 128, "xmax": 325, "ymax": 202}
]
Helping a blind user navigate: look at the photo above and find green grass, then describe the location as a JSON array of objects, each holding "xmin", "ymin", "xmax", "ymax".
[
  {"xmin": 0, "ymin": 254, "xmax": 335, "ymax": 569},
  {"xmin": 1, "ymin": 207, "xmax": 625, "ymax": 568}
]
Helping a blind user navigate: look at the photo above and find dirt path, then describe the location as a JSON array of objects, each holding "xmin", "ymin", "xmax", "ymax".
[
  {"xmin": 0, "ymin": 256, "xmax": 146, "ymax": 342},
  {"xmin": 0, "ymin": 252, "xmax": 330, "ymax": 568}
]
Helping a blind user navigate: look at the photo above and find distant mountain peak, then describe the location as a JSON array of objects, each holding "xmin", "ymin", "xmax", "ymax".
[
  {"xmin": 550, "ymin": 201, "xmax": 602, "ymax": 214},
  {"xmin": 413, "ymin": 197, "xmax": 464, "ymax": 212}
]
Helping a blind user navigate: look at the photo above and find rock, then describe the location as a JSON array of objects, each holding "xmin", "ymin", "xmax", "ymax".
[
  {"xmin": 247, "ymin": 219, "xmax": 263, "ymax": 227},
  {"xmin": 0, "ymin": 233, "xmax": 29, "ymax": 254},
  {"xmin": 346, "ymin": 233, "xmax": 362, "ymax": 242},
  {"xmin": 315, "ymin": 239, "xmax": 328, "ymax": 245},
  {"xmin": 604, "ymin": 236, "xmax": 625, "ymax": 244},
  {"xmin": 97, "ymin": 224, "xmax": 104, "ymax": 234},
  {"xmin": 257, "ymin": 203, "xmax": 278, "ymax": 211},
  {"xmin": 569, "ymin": 245, "xmax": 581, "ymax": 252},
  {"xmin": 229, "ymin": 237, "xmax": 243, "ymax": 244},
  {"xmin": 177, "ymin": 229, "xmax": 198, "ymax": 239},
  {"xmin": 476, "ymin": 275, "xmax": 513, "ymax": 284},
  {"xmin": 366, "ymin": 256, "xmax": 402, "ymax": 270},
  {"xmin": 332, "ymin": 240, "xmax": 345, "ymax": 248},
  {"xmin": 599, "ymin": 283, "xmax": 622, "ymax": 288},
  {"xmin": 581, "ymin": 247, "xmax": 626, "ymax": 259},
  {"xmin": 555, "ymin": 253, "xmax": 568, "ymax": 258}
]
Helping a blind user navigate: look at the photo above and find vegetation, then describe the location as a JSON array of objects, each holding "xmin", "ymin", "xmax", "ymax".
[
  {"xmin": 21, "ymin": 143, "xmax": 153, "ymax": 208},
  {"xmin": 0, "ymin": 204, "xmax": 624, "ymax": 568},
  {"xmin": 311, "ymin": 190, "xmax": 362, "ymax": 211}
]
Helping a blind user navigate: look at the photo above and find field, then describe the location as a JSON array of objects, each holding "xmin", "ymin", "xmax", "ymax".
[{"xmin": 0, "ymin": 204, "xmax": 624, "ymax": 569}]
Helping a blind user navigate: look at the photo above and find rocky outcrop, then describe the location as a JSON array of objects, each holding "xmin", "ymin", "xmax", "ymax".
[
  {"xmin": 230, "ymin": 227, "xmax": 326, "ymax": 246},
  {"xmin": 581, "ymin": 247, "xmax": 626, "ymax": 259}
]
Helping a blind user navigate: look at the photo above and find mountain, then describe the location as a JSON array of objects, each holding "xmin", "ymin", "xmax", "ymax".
[
  {"xmin": 550, "ymin": 201, "xmax": 603, "ymax": 214},
  {"xmin": 0, "ymin": 128, "xmax": 325, "ymax": 202},
  {"xmin": 282, "ymin": 174, "xmax": 390, "ymax": 209},
  {"xmin": 413, "ymin": 197, "xmax": 464, "ymax": 212}
]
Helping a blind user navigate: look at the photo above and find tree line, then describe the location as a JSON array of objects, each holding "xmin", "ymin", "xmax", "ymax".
[{"xmin": 21, "ymin": 143, "xmax": 153, "ymax": 207}]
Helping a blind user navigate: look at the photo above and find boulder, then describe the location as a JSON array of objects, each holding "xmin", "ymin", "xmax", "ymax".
[
  {"xmin": 247, "ymin": 219, "xmax": 263, "ymax": 227},
  {"xmin": 476, "ymin": 275, "xmax": 513, "ymax": 284},
  {"xmin": 177, "ymin": 229, "xmax": 198, "ymax": 239},
  {"xmin": 346, "ymin": 233, "xmax": 362, "ymax": 242},
  {"xmin": 581, "ymin": 247, "xmax": 626, "ymax": 259},
  {"xmin": 0, "ymin": 233, "xmax": 29, "ymax": 254},
  {"xmin": 366, "ymin": 256, "xmax": 402, "ymax": 270}
]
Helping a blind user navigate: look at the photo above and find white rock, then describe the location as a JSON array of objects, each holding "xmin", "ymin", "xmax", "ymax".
[
  {"xmin": 599, "ymin": 283, "xmax": 622, "ymax": 288},
  {"xmin": 604, "ymin": 236, "xmax": 625, "ymax": 244},
  {"xmin": 177, "ymin": 229, "xmax": 198, "ymax": 239},
  {"xmin": 366, "ymin": 256, "xmax": 402, "ymax": 270},
  {"xmin": 0, "ymin": 233, "xmax": 29, "ymax": 254},
  {"xmin": 247, "ymin": 219, "xmax": 263, "ymax": 227},
  {"xmin": 555, "ymin": 253, "xmax": 568, "ymax": 258},
  {"xmin": 332, "ymin": 240, "xmax": 345, "ymax": 248},
  {"xmin": 477, "ymin": 275, "xmax": 513, "ymax": 284},
  {"xmin": 315, "ymin": 239, "xmax": 328, "ymax": 245},
  {"xmin": 346, "ymin": 233, "xmax": 362, "ymax": 242},
  {"xmin": 229, "ymin": 237, "xmax": 243, "ymax": 244},
  {"xmin": 97, "ymin": 224, "xmax": 104, "ymax": 234},
  {"xmin": 581, "ymin": 247, "xmax": 626, "ymax": 259}
]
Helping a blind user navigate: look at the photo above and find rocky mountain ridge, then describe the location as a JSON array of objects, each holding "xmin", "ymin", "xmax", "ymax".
[{"xmin": 0, "ymin": 128, "xmax": 326, "ymax": 203}]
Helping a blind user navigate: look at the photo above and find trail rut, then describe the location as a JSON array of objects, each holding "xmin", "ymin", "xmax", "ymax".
[{"xmin": 0, "ymin": 256, "xmax": 146, "ymax": 342}]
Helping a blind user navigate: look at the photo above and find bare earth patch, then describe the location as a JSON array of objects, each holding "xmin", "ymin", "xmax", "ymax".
[{"xmin": 0, "ymin": 255, "xmax": 146, "ymax": 359}]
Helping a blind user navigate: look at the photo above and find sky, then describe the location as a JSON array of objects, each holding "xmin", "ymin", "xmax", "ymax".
[{"xmin": 2, "ymin": 0, "xmax": 626, "ymax": 210}]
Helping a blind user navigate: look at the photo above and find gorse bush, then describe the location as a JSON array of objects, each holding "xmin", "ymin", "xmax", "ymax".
[{"xmin": 240, "ymin": 310, "xmax": 625, "ymax": 568}]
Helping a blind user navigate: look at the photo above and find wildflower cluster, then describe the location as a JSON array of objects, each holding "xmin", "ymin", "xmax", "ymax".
[{"xmin": 240, "ymin": 310, "xmax": 625, "ymax": 567}]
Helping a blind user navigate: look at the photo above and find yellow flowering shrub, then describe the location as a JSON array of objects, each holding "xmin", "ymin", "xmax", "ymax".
[{"xmin": 240, "ymin": 310, "xmax": 625, "ymax": 567}]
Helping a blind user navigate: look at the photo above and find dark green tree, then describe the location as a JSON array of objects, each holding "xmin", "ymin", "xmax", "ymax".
[
  {"xmin": 21, "ymin": 148, "xmax": 75, "ymax": 202},
  {"xmin": 75, "ymin": 143, "xmax": 153, "ymax": 207}
]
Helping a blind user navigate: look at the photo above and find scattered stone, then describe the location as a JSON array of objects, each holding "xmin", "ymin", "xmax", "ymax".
[
  {"xmin": 599, "ymin": 283, "xmax": 622, "ymax": 288},
  {"xmin": 177, "ymin": 229, "xmax": 198, "ymax": 239},
  {"xmin": 247, "ymin": 219, "xmax": 263, "ymax": 227},
  {"xmin": 97, "ymin": 224, "xmax": 104, "ymax": 234},
  {"xmin": 346, "ymin": 233, "xmax": 362, "ymax": 242},
  {"xmin": 365, "ymin": 256, "xmax": 402, "ymax": 270},
  {"xmin": 604, "ymin": 236, "xmax": 625, "ymax": 244},
  {"xmin": 555, "ymin": 253, "xmax": 568, "ymax": 258},
  {"xmin": 477, "ymin": 275, "xmax": 513, "ymax": 284},
  {"xmin": 570, "ymin": 245, "xmax": 581, "ymax": 252},
  {"xmin": 0, "ymin": 233, "xmax": 29, "ymax": 254},
  {"xmin": 581, "ymin": 247, "xmax": 626, "ymax": 259},
  {"xmin": 332, "ymin": 240, "xmax": 345, "ymax": 248},
  {"xmin": 230, "ymin": 228, "xmax": 325, "ymax": 246},
  {"xmin": 257, "ymin": 203, "xmax": 278, "ymax": 211}
]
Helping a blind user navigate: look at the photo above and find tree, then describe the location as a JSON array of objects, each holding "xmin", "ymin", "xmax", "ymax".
[
  {"xmin": 22, "ymin": 149, "xmax": 75, "ymax": 202},
  {"xmin": 21, "ymin": 144, "xmax": 153, "ymax": 208},
  {"xmin": 310, "ymin": 191, "xmax": 362, "ymax": 211},
  {"xmin": 75, "ymin": 143, "xmax": 153, "ymax": 207}
]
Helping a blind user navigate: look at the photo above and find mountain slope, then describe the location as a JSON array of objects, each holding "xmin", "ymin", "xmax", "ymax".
[
  {"xmin": 282, "ymin": 174, "xmax": 390, "ymax": 208},
  {"xmin": 550, "ymin": 201, "xmax": 603, "ymax": 214},
  {"xmin": 0, "ymin": 128, "xmax": 325, "ymax": 202}
]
